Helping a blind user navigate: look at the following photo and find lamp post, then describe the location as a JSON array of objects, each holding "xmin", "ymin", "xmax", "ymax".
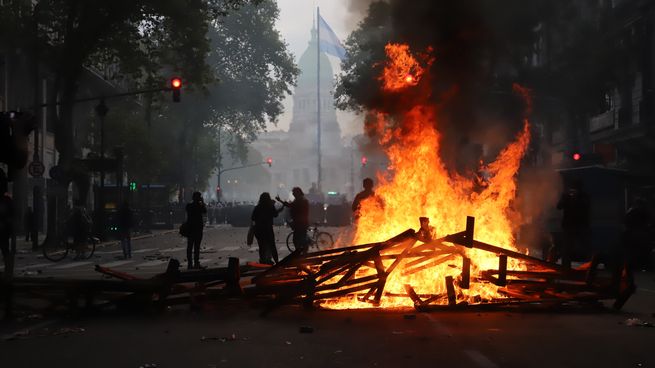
[{"xmin": 95, "ymin": 99, "xmax": 108, "ymax": 237}]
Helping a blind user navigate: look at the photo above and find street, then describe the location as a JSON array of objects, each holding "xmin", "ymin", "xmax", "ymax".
[{"xmin": 2, "ymin": 226, "xmax": 655, "ymax": 368}]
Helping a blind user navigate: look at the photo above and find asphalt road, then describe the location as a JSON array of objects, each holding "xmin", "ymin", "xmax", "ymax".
[{"xmin": 2, "ymin": 226, "xmax": 655, "ymax": 368}]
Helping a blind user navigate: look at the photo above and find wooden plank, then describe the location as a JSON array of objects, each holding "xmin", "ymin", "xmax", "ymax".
[
  {"xmin": 461, "ymin": 257, "xmax": 470, "ymax": 289},
  {"xmin": 313, "ymin": 281, "xmax": 380, "ymax": 300},
  {"xmin": 498, "ymin": 255, "xmax": 508, "ymax": 286},
  {"xmin": 445, "ymin": 276, "xmax": 457, "ymax": 306},
  {"xmin": 401, "ymin": 254, "xmax": 457, "ymax": 276},
  {"xmin": 403, "ymin": 284, "xmax": 424, "ymax": 306}
]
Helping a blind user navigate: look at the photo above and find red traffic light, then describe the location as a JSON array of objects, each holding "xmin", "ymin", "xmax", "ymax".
[
  {"xmin": 361, "ymin": 156, "xmax": 367, "ymax": 167},
  {"xmin": 266, "ymin": 157, "xmax": 273, "ymax": 167},
  {"xmin": 572, "ymin": 153, "xmax": 581, "ymax": 161},
  {"xmin": 171, "ymin": 77, "xmax": 182, "ymax": 102}
]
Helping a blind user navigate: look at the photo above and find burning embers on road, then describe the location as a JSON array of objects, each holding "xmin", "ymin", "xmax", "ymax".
[{"xmin": 253, "ymin": 44, "xmax": 623, "ymax": 311}]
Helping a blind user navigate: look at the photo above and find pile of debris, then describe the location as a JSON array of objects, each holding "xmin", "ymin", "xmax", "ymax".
[
  {"xmin": 0, "ymin": 216, "xmax": 633, "ymax": 316},
  {"xmin": 252, "ymin": 216, "xmax": 631, "ymax": 311}
]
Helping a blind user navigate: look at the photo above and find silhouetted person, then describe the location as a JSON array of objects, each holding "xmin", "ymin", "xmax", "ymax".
[
  {"xmin": 24, "ymin": 206, "xmax": 34, "ymax": 242},
  {"xmin": 352, "ymin": 178, "xmax": 382, "ymax": 219},
  {"xmin": 0, "ymin": 170, "xmax": 15, "ymax": 278},
  {"xmin": 555, "ymin": 181, "xmax": 590, "ymax": 268},
  {"xmin": 277, "ymin": 187, "xmax": 309, "ymax": 252},
  {"xmin": 185, "ymin": 192, "xmax": 207, "ymax": 269},
  {"xmin": 118, "ymin": 201, "xmax": 134, "ymax": 259},
  {"xmin": 251, "ymin": 192, "xmax": 284, "ymax": 264}
]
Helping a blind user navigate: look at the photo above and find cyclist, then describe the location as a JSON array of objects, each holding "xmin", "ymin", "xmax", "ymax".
[{"xmin": 276, "ymin": 187, "xmax": 309, "ymax": 253}]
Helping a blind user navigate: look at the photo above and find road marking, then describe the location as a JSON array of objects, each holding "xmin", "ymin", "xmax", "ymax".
[
  {"xmin": 132, "ymin": 248, "xmax": 156, "ymax": 254},
  {"xmin": 136, "ymin": 259, "xmax": 168, "ymax": 267},
  {"xmin": 100, "ymin": 260, "xmax": 135, "ymax": 268},
  {"xmin": 94, "ymin": 250, "xmax": 124, "ymax": 255},
  {"xmin": 51, "ymin": 261, "xmax": 93, "ymax": 270},
  {"xmin": 18, "ymin": 262, "xmax": 53, "ymax": 270},
  {"xmin": 425, "ymin": 313, "xmax": 452, "ymax": 335},
  {"xmin": 219, "ymin": 246, "xmax": 241, "ymax": 251},
  {"xmin": 464, "ymin": 350, "xmax": 499, "ymax": 368}
]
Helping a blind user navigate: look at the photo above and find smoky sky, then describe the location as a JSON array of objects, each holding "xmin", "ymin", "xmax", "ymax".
[{"xmin": 346, "ymin": 0, "xmax": 541, "ymax": 169}]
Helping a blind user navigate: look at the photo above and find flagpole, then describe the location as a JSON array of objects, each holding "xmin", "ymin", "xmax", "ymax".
[{"xmin": 316, "ymin": 6, "xmax": 322, "ymax": 192}]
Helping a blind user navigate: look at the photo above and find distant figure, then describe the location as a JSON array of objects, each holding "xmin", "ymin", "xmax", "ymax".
[
  {"xmin": 276, "ymin": 187, "xmax": 309, "ymax": 252},
  {"xmin": 185, "ymin": 192, "xmax": 207, "ymax": 269},
  {"xmin": 24, "ymin": 206, "xmax": 34, "ymax": 242},
  {"xmin": 118, "ymin": 201, "xmax": 134, "ymax": 259},
  {"xmin": 555, "ymin": 181, "xmax": 590, "ymax": 268},
  {"xmin": 251, "ymin": 192, "xmax": 284, "ymax": 264},
  {"xmin": 0, "ymin": 170, "xmax": 15, "ymax": 278},
  {"xmin": 352, "ymin": 178, "xmax": 381, "ymax": 219}
]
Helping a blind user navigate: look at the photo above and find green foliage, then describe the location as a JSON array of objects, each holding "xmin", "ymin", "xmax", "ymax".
[{"xmin": 203, "ymin": 0, "xmax": 298, "ymax": 163}]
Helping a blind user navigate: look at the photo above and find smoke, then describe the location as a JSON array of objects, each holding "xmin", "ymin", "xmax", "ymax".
[{"xmin": 343, "ymin": 0, "xmax": 558, "ymax": 240}]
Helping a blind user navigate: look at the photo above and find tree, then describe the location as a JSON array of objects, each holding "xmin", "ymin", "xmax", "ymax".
[
  {"xmin": 71, "ymin": 0, "xmax": 297, "ymax": 200},
  {"xmin": 201, "ymin": 0, "xmax": 298, "ymax": 164}
]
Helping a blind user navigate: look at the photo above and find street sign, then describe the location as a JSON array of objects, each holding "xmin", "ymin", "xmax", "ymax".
[{"xmin": 28, "ymin": 161, "xmax": 45, "ymax": 177}]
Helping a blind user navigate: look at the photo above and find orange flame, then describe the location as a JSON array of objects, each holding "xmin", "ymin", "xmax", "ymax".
[
  {"xmin": 324, "ymin": 44, "xmax": 532, "ymax": 309},
  {"xmin": 380, "ymin": 44, "xmax": 430, "ymax": 91}
]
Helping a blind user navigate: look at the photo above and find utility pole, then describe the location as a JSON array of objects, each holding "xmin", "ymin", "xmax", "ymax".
[
  {"xmin": 217, "ymin": 124, "xmax": 222, "ymax": 202},
  {"xmin": 31, "ymin": 3, "xmax": 41, "ymax": 251},
  {"xmin": 95, "ymin": 99, "xmax": 108, "ymax": 238}
]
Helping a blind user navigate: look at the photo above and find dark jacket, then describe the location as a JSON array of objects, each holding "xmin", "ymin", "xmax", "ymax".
[
  {"xmin": 186, "ymin": 201, "xmax": 207, "ymax": 233},
  {"xmin": 288, "ymin": 197, "xmax": 309, "ymax": 229},
  {"xmin": 557, "ymin": 190, "xmax": 590, "ymax": 230},
  {"xmin": 251, "ymin": 201, "xmax": 280, "ymax": 233}
]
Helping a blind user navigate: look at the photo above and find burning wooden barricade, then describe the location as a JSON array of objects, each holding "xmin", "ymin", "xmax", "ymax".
[
  {"xmin": 252, "ymin": 216, "xmax": 630, "ymax": 311},
  {"xmin": 0, "ymin": 216, "xmax": 632, "ymax": 317}
]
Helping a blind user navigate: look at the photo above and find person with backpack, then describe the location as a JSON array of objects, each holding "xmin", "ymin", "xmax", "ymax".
[{"xmin": 251, "ymin": 192, "xmax": 284, "ymax": 264}]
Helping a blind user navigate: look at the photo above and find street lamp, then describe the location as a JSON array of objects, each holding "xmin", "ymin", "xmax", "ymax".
[{"xmin": 95, "ymin": 99, "xmax": 109, "ymax": 237}]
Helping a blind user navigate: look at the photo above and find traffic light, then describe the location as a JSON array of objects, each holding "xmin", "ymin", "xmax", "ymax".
[
  {"xmin": 171, "ymin": 77, "xmax": 182, "ymax": 102},
  {"xmin": 572, "ymin": 152, "xmax": 581, "ymax": 161},
  {"xmin": 266, "ymin": 157, "xmax": 272, "ymax": 167},
  {"xmin": 129, "ymin": 181, "xmax": 137, "ymax": 191},
  {"xmin": 361, "ymin": 156, "xmax": 367, "ymax": 167}
]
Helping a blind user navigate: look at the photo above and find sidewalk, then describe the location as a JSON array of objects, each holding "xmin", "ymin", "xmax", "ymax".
[{"xmin": 14, "ymin": 228, "xmax": 179, "ymax": 254}]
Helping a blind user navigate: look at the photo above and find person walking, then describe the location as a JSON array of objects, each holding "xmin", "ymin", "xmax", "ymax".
[
  {"xmin": 251, "ymin": 192, "xmax": 284, "ymax": 264},
  {"xmin": 185, "ymin": 192, "xmax": 207, "ymax": 269},
  {"xmin": 118, "ymin": 201, "xmax": 134, "ymax": 259},
  {"xmin": 276, "ymin": 187, "xmax": 309, "ymax": 252}
]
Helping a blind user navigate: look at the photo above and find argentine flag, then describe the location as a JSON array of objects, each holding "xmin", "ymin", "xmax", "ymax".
[{"xmin": 318, "ymin": 14, "xmax": 347, "ymax": 60}]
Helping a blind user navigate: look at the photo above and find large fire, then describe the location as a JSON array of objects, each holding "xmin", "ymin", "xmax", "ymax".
[{"xmin": 323, "ymin": 44, "xmax": 531, "ymax": 309}]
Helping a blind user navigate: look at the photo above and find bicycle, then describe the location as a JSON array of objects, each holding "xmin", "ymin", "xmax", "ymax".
[
  {"xmin": 43, "ymin": 235, "xmax": 99, "ymax": 262},
  {"xmin": 285, "ymin": 223, "xmax": 334, "ymax": 252}
]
